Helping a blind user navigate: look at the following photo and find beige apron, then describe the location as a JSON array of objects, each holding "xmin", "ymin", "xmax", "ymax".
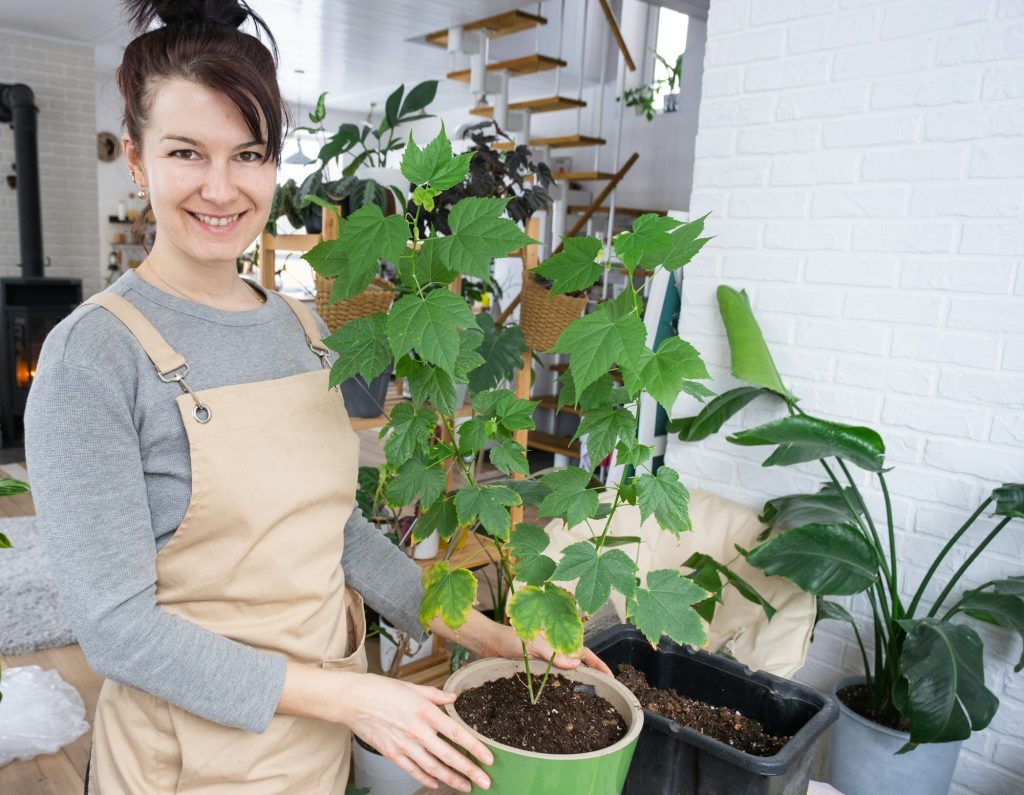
[{"xmin": 80, "ymin": 290, "xmax": 367, "ymax": 794}]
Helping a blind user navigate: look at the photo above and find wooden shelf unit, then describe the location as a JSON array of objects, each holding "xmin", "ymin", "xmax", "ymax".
[
  {"xmin": 425, "ymin": 10, "xmax": 546, "ymax": 47},
  {"xmin": 447, "ymin": 54, "xmax": 567, "ymax": 83},
  {"xmin": 469, "ymin": 95, "xmax": 586, "ymax": 118}
]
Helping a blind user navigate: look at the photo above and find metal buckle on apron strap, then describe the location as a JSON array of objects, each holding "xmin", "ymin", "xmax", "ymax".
[
  {"xmin": 156, "ymin": 363, "xmax": 213, "ymax": 424},
  {"xmin": 307, "ymin": 339, "xmax": 330, "ymax": 369}
]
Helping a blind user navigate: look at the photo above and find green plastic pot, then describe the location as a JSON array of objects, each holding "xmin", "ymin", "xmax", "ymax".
[{"xmin": 443, "ymin": 658, "xmax": 644, "ymax": 795}]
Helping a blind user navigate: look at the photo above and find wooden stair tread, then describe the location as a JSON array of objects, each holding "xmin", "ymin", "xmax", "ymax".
[
  {"xmin": 470, "ymin": 96, "xmax": 587, "ymax": 118},
  {"xmin": 527, "ymin": 431, "xmax": 581, "ymax": 458},
  {"xmin": 555, "ymin": 170, "xmax": 616, "ymax": 181},
  {"xmin": 535, "ymin": 394, "xmax": 582, "ymax": 415},
  {"xmin": 567, "ymin": 205, "xmax": 666, "ymax": 217},
  {"xmin": 448, "ymin": 54, "xmax": 566, "ymax": 83},
  {"xmin": 426, "ymin": 10, "xmax": 546, "ymax": 47},
  {"xmin": 494, "ymin": 134, "xmax": 607, "ymax": 152}
]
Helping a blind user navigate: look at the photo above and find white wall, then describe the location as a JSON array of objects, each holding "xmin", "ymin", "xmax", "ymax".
[
  {"xmin": 0, "ymin": 30, "xmax": 100, "ymax": 297},
  {"xmin": 670, "ymin": 2, "xmax": 1024, "ymax": 793}
]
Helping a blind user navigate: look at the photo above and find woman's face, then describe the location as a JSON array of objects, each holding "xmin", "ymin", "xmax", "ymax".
[{"xmin": 124, "ymin": 77, "xmax": 277, "ymax": 269}]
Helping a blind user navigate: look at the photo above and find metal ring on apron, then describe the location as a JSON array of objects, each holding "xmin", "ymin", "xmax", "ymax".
[{"xmin": 158, "ymin": 363, "xmax": 212, "ymax": 423}]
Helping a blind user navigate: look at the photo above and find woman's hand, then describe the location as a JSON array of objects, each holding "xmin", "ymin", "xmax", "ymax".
[
  {"xmin": 485, "ymin": 621, "xmax": 613, "ymax": 676},
  {"xmin": 330, "ymin": 672, "xmax": 493, "ymax": 792}
]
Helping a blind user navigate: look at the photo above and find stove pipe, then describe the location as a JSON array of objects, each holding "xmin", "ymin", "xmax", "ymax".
[{"xmin": 0, "ymin": 83, "xmax": 45, "ymax": 279}]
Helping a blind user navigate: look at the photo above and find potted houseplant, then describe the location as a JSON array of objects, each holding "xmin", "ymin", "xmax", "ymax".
[
  {"xmin": 671, "ymin": 286, "xmax": 1024, "ymax": 795},
  {"xmin": 307, "ymin": 124, "xmax": 726, "ymax": 793},
  {"xmin": 618, "ymin": 53, "xmax": 683, "ymax": 121}
]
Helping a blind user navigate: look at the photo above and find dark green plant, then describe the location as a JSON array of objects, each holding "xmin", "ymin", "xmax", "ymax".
[
  {"xmin": 305, "ymin": 125, "xmax": 727, "ymax": 705},
  {"xmin": 672, "ymin": 286, "xmax": 1024, "ymax": 751}
]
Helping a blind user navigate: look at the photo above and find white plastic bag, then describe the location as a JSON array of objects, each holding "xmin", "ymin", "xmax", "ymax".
[{"xmin": 0, "ymin": 665, "xmax": 90, "ymax": 767}]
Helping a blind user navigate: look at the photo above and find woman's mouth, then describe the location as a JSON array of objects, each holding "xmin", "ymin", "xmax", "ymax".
[{"xmin": 187, "ymin": 210, "xmax": 246, "ymax": 233}]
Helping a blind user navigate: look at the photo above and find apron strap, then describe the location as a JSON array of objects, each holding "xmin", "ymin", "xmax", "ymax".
[
  {"xmin": 82, "ymin": 292, "xmax": 188, "ymax": 376},
  {"xmin": 276, "ymin": 293, "xmax": 332, "ymax": 366}
]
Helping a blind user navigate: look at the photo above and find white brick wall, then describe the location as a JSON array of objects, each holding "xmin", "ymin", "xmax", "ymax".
[
  {"xmin": 671, "ymin": 3, "xmax": 1024, "ymax": 792},
  {"xmin": 0, "ymin": 31, "xmax": 100, "ymax": 297}
]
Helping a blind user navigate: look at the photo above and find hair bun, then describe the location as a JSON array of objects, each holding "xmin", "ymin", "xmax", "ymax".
[{"xmin": 124, "ymin": 0, "xmax": 250, "ymax": 34}]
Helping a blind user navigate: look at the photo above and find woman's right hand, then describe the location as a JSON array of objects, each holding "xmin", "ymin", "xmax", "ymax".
[{"xmin": 331, "ymin": 672, "xmax": 493, "ymax": 792}]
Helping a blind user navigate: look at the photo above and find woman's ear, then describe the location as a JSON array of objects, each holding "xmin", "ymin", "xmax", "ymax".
[{"xmin": 123, "ymin": 136, "xmax": 145, "ymax": 185}]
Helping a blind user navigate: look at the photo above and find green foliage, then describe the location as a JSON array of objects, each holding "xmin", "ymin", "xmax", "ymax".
[
  {"xmin": 628, "ymin": 570, "xmax": 710, "ymax": 648},
  {"xmin": 636, "ymin": 467, "xmax": 692, "ymax": 534},
  {"xmin": 533, "ymin": 237, "xmax": 603, "ymax": 296},
  {"xmin": 324, "ymin": 314, "xmax": 391, "ymax": 386},
  {"xmin": 551, "ymin": 542, "xmax": 637, "ymax": 615},
  {"xmin": 508, "ymin": 584, "xmax": 584, "ymax": 656},
  {"xmin": 728, "ymin": 415, "xmax": 887, "ymax": 473},
  {"xmin": 510, "ymin": 524, "xmax": 557, "ymax": 587},
  {"xmin": 716, "ymin": 286, "xmax": 795, "ymax": 402},
  {"xmin": 420, "ymin": 562, "xmax": 477, "ymax": 630}
]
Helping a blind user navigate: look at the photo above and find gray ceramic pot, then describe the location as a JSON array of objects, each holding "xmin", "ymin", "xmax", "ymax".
[{"xmin": 827, "ymin": 676, "xmax": 962, "ymax": 795}]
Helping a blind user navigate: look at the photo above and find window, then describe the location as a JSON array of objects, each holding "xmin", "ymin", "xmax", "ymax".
[{"xmin": 652, "ymin": 6, "xmax": 689, "ymax": 112}]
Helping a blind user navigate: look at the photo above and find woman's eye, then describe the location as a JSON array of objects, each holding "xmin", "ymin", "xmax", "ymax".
[
  {"xmin": 170, "ymin": 149, "xmax": 199, "ymax": 160},
  {"xmin": 237, "ymin": 151, "xmax": 264, "ymax": 163}
]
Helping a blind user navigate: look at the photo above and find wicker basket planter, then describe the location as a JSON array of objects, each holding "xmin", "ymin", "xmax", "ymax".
[
  {"xmin": 315, "ymin": 275, "xmax": 395, "ymax": 333},
  {"xmin": 519, "ymin": 270, "xmax": 588, "ymax": 352}
]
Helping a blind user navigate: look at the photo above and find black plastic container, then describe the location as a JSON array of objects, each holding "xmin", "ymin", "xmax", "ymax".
[
  {"xmin": 340, "ymin": 367, "xmax": 391, "ymax": 418},
  {"xmin": 589, "ymin": 624, "xmax": 837, "ymax": 795}
]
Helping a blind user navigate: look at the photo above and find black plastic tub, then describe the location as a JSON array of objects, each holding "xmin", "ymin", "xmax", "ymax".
[
  {"xmin": 589, "ymin": 624, "xmax": 837, "ymax": 795},
  {"xmin": 340, "ymin": 367, "xmax": 391, "ymax": 418}
]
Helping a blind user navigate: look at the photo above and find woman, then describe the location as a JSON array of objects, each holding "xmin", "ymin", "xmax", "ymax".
[{"xmin": 23, "ymin": 1, "xmax": 609, "ymax": 793}]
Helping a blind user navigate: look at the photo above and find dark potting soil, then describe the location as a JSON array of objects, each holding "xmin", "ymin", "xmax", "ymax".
[
  {"xmin": 616, "ymin": 664, "xmax": 789, "ymax": 757},
  {"xmin": 837, "ymin": 684, "xmax": 910, "ymax": 732},
  {"xmin": 454, "ymin": 673, "xmax": 628, "ymax": 754}
]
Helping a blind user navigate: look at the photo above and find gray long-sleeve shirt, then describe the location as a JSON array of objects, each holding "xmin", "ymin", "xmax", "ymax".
[{"xmin": 22, "ymin": 267, "xmax": 425, "ymax": 734}]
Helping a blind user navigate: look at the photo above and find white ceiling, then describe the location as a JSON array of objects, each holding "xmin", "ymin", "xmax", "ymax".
[{"xmin": 0, "ymin": 0, "xmax": 542, "ymax": 112}]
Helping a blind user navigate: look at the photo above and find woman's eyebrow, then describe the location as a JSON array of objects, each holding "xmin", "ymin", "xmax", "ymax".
[{"xmin": 160, "ymin": 135, "xmax": 265, "ymax": 149}]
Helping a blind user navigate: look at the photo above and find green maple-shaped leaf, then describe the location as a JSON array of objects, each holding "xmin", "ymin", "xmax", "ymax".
[
  {"xmin": 472, "ymin": 389, "xmax": 537, "ymax": 432},
  {"xmin": 490, "ymin": 440, "xmax": 530, "ymax": 476},
  {"xmin": 420, "ymin": 562, "xmax": 477, "ymax": 630},
  {"xmin": 614, "ymin": 214, "xmax": 678, "ymax": 270},
  {"xmin": 387, "ymin": 289, "xmax": 476, "ymax": 373},
  {"xmin": 628, "ymin": 569, "xmax": 709, "ymax": 647},
  {"xmin": 636, "ymin": 466, "xmax": 692, "ymax": 533},
  {"xmin": 662, "ymin": 212, "xmax": 713, "ymax": 271},
  {"xmin": 510, "ymin": 523, "xmax": 557, "ymax": 586},
  {"xmin": 324, "ymin": 313, "xmax": 391, "ymax": 387},
  {"xmin": 454, "ymin": 483, "xmax": 521, "ymax": 540},
  {"xmin": 552, "ymin": 298, "xmax": 648, "ymax": 394},
  {"xmin": 615, "ymin": 438, "xmax": 652, "ymax": 469},
  {"xmin": 574, "ymin": 407, "xmax": 636, "ymax": 472},
  {"xmin": 508, "ymin": 584, "xmax": 583, "ymax": 655},
  {"xmin": 401, "ymin": 126, "xmax": 474, "ymax": 191},
  {"xmin": 434, "ymin": 197, "xmax": 535, "ymax": 280},
  {"xmin": 538, "ymin": 467, "xmax": 599, "ymax": 528},
  {"xmin": 304, "ymin": 239, "xmax": 378, "ymax": 301},
  {"xmin": 397, "ymin": 356, "xmax": 457, "ymax": 414},
  {"xmin": 641, "ymin": 336, "xmax": 711, "ymax": 411},
  {"xmin": 551, "ymin": 541, "xmax": 638, "ymax": 615},
  {"xmin": 467, "ymin": 314, "xmax": 527, "ymax": 394},
  {"xmin": 414, "ymin": 497, "xmax": 459, "ymax": 541},
  {"xmin": 455, "ymin": 416, "xmax": 487, "ymax": 456},
  {"xmin": 303, "ymin": 238, "xmax": 347, "ymax": 277},
  {"xmin": 336, "ymin": 205, "xmax": 409, "ymax": 290},
  {"xmin": 453, "ymin": 328, "xmax": 486, "ymax": 381},
  {"xmin": 533, "ymin": 237, "xmax": 603, "ymax": 296},
  {"xmin": 386, "ymin": 455, "xmax": 445, "ymax": 509},
  {"xmin": 398, "ymin": 238, "xmax": 458, "ymax": 288},
  {"xmin": 382, "ymin": 402, "xmax": 436, "ymax": 466}
]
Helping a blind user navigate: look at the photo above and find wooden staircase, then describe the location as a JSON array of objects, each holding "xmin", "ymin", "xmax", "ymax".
[
  {"xmin": 447, "ymin": 54, "xmax": 566, "ymax": 83},
  {"xmin": 470, "ymin": 95, "xmax": 586, "ymax": 118},
  {"xmin": 425, "ymin": 10, "xmax": 546, "ymax": 47}
]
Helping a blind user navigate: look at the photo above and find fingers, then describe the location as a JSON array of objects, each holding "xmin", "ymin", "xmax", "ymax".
[
  {"xmin": 432, "ymin": 710, "xmax": 495, "ymax": 769},
  {"xmin": 551, "ymin": 652, "xmax": 582, "ymax": 669},
  {"xmin": 581, "ymin": 646, "xmax": 613, "ymax": 675},
  {"xmin": 391, "ymin": 753, "xmax": 440, "ymax": 791},
  {"xmin": 420, "ymin": 731, "xmax": 492, "ymax": 791},
  {"xmin": 408, "ymin": 682, "xmax": 458, "ymax": 705},
  {"xmin": 406, "ymin": 743, "xmax": 477, "ymax": 793}
]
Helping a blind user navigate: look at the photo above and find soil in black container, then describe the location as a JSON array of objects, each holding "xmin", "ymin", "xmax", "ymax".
[
  {"xmin": 454, "ymin": 674, "xmax": 628, "ymax": 754},
  {"xmin": 616, "ymin": 664, "xmax": 789, "ymax": 757},
  {"xmin": 837, "ymin": 684, "xmax": 909, "ymax": 732}
]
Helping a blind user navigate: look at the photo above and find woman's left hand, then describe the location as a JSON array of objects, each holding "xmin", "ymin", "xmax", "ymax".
[{"xmin": 486, "ymin": 621, "xmax": 613, "ymax": 676}]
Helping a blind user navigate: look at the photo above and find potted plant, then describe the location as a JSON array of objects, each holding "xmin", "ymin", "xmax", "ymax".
[
  {"xmin": 307, "ymin": 122, "xmax": 735, "ymax": 792},
  {"xmin": 618, "ymin": 53, "xmax": 683, "ymax": 121},
  {"xmin": 671, "ymin": 286, "xmax": 1024, "ymax": 795}
]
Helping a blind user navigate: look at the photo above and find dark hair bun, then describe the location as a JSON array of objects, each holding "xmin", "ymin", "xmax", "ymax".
[{"xmin": 124, "ymin": 0, "xmax": 250, "ymax": 34}]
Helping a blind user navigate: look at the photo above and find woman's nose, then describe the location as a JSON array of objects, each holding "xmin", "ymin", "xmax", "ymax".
[{"xmin": 200, "ymin": 162, "xmax": 240, "ymax": 205}]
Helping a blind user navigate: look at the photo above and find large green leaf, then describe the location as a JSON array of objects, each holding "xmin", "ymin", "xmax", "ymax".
[
  {"xmin": 396, "ymin": 356, "xmax": 457, "ymax": 415},
  {"xmin": 303, "ymin": 239, "xmax": 376, "ymax": 301},
  {"xmin": 454, "ymin": 483, "xmax": 520, "ymax": 540},
  {"xmin": 433, "ymin": 197, "xmax": 535, "ymax": 280},
  {"xmin": 661, "ymin": 213, "xmax": 713, "ymax": 272},
  {"xmin": 954, "ymin": 590, "xmax": 1024, "ymax": 672},
  {"xmin": 420, "ymin": 562, "xmax": 477, "ymax": 630},
  {"xmin": 414, "ymin": 497, "xmax": 459, "ymax": 542},
  {"xmin": 538, "ymin": 468, "xmax": 599, "ymax": 528},
  {"xmin": 0, "ymin": 478, "xmax": 29, "ymax": 497},
  {"xmin": 509, "ymin": 523, "xmax": 557, "ymax": 587},
  {"xmin": 728, "ymin": 415, "xmax": 887, "ymax": 473},
  {"xmin": 400, "ymin": 126, "xmax": 473, "ymax": 191},
  {"xmin": 745, "ymin": 523, "xmax": 879, "ymax": 596},
  {"xmin": 336, "ymin": 204, "xmax": 409, "ymax": 290},
  {"xmin": 551, "ymin": 541, "xmax": 638, "ymax": 615},
  {"xmin": 386, "ymin": 455, "xmax": 445, "ymax": 509},
  {"xmin": 453, "ymin": 328, "xmax": 486, "ymax": 381},
  {"xmin": 455, "ymin": 416, "xmax": 487, "ymax": 456},
  {"xmin": 640, "ymin": 336, "xmax": 711, "ymax": 411},
  {"xmin": 636, "ymin": 467, "xmax": 692, "ymax": 534},
  {"xmin": 668, "ymin": 386, "xmax": 775, "ymax": 443},
  {"xmin": 472, "ymin": 388, "xmax": 537, "ymax": 432},
  {"xmin": 682, "ymin": 553, "xmax": 776, "ymax": 620},
  {"xmin": 398, "ymin": 80, "xmax": 438, "ymax": 118},
  {"xmin": 489, "ymin": 440, "xmax": 530, "ymax": 476},
  {"xmin": 324, "ymin": 313, "xmax": 391, "ymax": 387},
  {"xmin": 894, "ymin": 618, "xmax": 999, "ymax": 745},
  {"xmin": 493, "ymin": 477, "xmax": 551, "ymax": 508},
  {"xmin": 534, "ymin": 237, "xmax": 603, "ymax": 296},
  {"xmin": 613, "ymin": 214, "xmax": 677, "ymax": 270},
  {"xmin": 508, "ymin": 584, "xmax": 583, "ymax": 655},
  {"xmin": 628, "ymin": 569, "xmax": 709, "ymax": 648},
  {"xmin": 716, "ymin": 286, "xmax": 795, "ymax": 401},
  {"xmin": 387, "ymin": 290, "xmax": 477, "ymax": 373},
  {"xmin": 466, "ymin": 314, "xmax": 527, "ymax": 394},
  {"xmin": 760, "ymin": 485, "xmax": 860, "ymax": 535},
  {"xmin": 552, "ymin": 300, "xmax": 648, "ymax": 393},
  {"xmin": 382, "ymin": 402, "xmax": 436, "ymax": 466},
  {"xmin": 994, "ymin": 577, "xmax": 1024, "ymax": 596},
  {"xmin": 993, "ymin": 484, "xmax": 1024, "ymax": 519},
  {"xmin": 574, "ymin": 407, "xmax": 636, "ymax": 472}
]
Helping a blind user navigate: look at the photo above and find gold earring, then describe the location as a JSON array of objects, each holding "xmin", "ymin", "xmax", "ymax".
[{"xmin": 137, "ymin": 187, "xmax": 147, "ymax": 200}]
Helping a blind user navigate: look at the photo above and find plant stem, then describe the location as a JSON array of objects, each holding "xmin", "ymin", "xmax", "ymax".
[
  {"xmin": 521, "ymin": 641, "xmax": 535, "ymax": 703},
  {"xmin": 878, "ymin": 473, "xmax": 899, "ymax": 618},
  {"xmin": 907, "ymin": 497, "xmax": 992, "ymax": 617},
  {"xmin": 531, "ymin": 652, "xmax": 557, "ymax": 705},
  {"xmin": 595, "ymin": 490, "xmax": 623, "ymax": 550},
  {"xmin": 928, "ymin": 517, "xmax": 1011, "ymax": 618}
]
